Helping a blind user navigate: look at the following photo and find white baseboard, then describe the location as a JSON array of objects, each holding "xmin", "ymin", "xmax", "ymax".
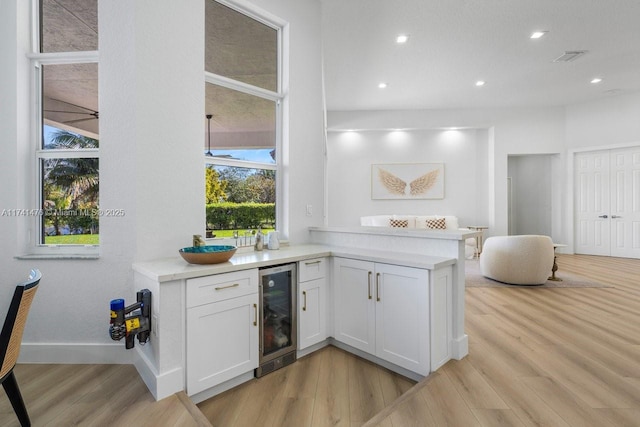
[
  {"xmin": 189, "ymin": 371, "xmax": 255, "ymax": 404},
  {"xmin": 452, "ymin": 334, "xmax": 469, "ymax": 360},
  {"xmin": 133, "ymin": 346, "xmax": 184, "ymax": 401},
  {"xmin": 18, "ymin": 343, "xmax": 133, "ymax": 364},
  {"xmin": 329, "ymin": 339, "xmax": 425, "ymax": 382}
]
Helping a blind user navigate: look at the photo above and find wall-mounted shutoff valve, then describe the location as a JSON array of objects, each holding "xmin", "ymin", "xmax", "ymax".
[{"xmin": 109, "ymin": 289, "xmax": 152, "ymax": 349}]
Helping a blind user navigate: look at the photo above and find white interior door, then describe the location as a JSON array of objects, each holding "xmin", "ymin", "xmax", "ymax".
[
  {"xmin": 575, "ymin": 151, "xmax": 611, "ymax": 256},
  {"xmin": 610, "ymin": 147, "xmax": 640, "ymax": 258},
  {"xmin": 575, "ymin": 147, "xmax": 640, "ymax": 258}
]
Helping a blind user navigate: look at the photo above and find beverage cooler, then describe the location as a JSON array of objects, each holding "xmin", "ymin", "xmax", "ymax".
[{"xmin": 256, "ymin": 263, "xmax": 297, "ymax": 377}]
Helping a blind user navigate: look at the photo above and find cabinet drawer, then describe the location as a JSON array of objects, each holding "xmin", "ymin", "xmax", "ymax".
[
  {"xmin": 186, "ymin": 269, "xmax": 258, "ymax": 308},
  {"xmin": 298, "ymin": 257, "xmax": 327, "ymax": 282}
]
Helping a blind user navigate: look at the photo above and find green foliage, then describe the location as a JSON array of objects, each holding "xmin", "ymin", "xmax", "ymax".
[
  {"xmin": 218, "ymin": 167, "xmax": 275, "ymax": 203},
  {"xmin": 205, "ymin": 167, "xmax": 228, "ymax": 204},
  {"xmin": 206, "ymin": 202, "xmax": 275, "ymax": 230},
  {"xmin": 44, "ymin": 234, "xmax": 99, "ymax": 245},
  {"xmin": 43, "ymin": 130, "xmax": 100, "ymax": 237}
]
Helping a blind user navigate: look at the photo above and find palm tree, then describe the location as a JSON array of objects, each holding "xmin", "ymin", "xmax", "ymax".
[
  {"xmin": 43, "ymin": 130, "xmax": 99, "ymax": 236},
  {"xmin": 44, "ymin": 130, "xmax": 99, "ymax": 209}
]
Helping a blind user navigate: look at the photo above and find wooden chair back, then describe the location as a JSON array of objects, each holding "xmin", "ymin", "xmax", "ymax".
[{"xmin": 0, "ymin": 270, "xmax": 42, "ymax": 378}]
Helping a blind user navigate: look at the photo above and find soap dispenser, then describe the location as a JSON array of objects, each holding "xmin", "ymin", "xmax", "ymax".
[{"xmin": 267, "ymin": 231, "xmax": 279, "ymax": 250}]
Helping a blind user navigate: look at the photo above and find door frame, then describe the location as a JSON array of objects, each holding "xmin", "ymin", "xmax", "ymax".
[{"xmin": 568, "ymin": 141, "xmax": 640, "ymax": 255}]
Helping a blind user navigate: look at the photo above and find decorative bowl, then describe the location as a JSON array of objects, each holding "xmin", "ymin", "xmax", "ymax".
[{"xmin": 179, "ymin": 245, "xmax": 237, "ymax": 265}]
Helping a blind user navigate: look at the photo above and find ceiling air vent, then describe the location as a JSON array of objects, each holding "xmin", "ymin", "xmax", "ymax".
[{"xmin": 553, "ymin": 50, "xmax": 588, "ymax": 62}]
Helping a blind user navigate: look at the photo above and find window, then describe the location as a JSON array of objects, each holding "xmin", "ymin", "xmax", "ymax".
[
  {"xmin": 32, "ymin": 0, "xmax": 99, "ymax": 253},
  {"xmin": 204, "ymin": 0, "xmax": 284, "ymax": 240}
]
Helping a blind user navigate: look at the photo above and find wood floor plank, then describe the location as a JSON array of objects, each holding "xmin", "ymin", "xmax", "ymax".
[
  {"xmin": 420, "ymin": 371, "xmax": 482, "ymax": 427},
  {"xmin": 471, "ymin": 408, "xmax": 527, "ymax": 427},
  {"xmin": 594, "ymin": 408, "xmax": 640, "ymax": 427},
  {"xmin": 377, "ymin": 365, "xmax": 415, "ymax": 406},
  {"xmin": 311, "ymin": 346, "xmax": 351, "ymax": 427},
  {"xmin": 464, "ymin": 339, "xmax": 572, "ymax": 427},
  {"xmin": 348, "ymin": 354, "xmax": 387, "ymax": 425},
  {"xmin": 442, "ymin": 358, "xmax": 509, "ymax": 410},
  {"xmin": 520, "ymin": 376, "xmax": 617, "ymax": 427}
]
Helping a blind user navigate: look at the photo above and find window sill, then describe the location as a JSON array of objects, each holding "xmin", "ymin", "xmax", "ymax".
[{"xmin": 15, "ymin": 253, "xmax": 100, "ymax": 260}]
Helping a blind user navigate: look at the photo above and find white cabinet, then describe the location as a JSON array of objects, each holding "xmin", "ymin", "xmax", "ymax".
[
  {"xmin": 186, "ymin": 269, "xmax": 259, "ymax": 396},
  {"xmin": 297, "ymin": 258, "xmax": 327, "ymax": 350},
  {"xmin": 333, "ymin": 258, "xmax": 430, "ymax": 375}
]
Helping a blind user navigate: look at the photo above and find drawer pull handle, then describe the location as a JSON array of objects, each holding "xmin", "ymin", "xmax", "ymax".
[
  {"xmin": 253, "ymin": 303, "xmax": 258, "ymax": 326},
  {"xmin": 376, "ymin": 273, "xmax": 381, "ymax": 302},
  {"xmin": 215, "ymin": 283, "xmax": 240, "ymax": 291},
  {"xmin": 305, "ymin": 260, "xmax": 321, "ymax": 265},
  {"xmin": 368, "ymin": 271, "xmax": 372, "ymax": 300},
  {"xmin": 302, "ymin": 291, "xmax": 307, "ymax": 311}
]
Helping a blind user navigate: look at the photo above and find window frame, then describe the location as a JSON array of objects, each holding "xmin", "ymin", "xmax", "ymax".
[
  {"xmin": 26, "ymin": 0, "xmax": 100, "ymax": 256},
  {"xmin": 204, "ymin": 0, "xmax": 286, "ymax": 240}
]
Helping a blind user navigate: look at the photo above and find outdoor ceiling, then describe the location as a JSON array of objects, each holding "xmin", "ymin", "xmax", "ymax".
[
  {"xmin": 42, "ymin": 0, "xmax": 640, "ymax": 140},
  {"xmin": 41, "ymin": 0, "xmax": 98, "ymax": 137}
]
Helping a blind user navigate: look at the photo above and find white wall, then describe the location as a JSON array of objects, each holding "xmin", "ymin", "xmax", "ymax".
[
  {"xmin": 0, "ymin": 0, "xmax": 324, "ymax": 362},
  {"xmin": 248, "ymin": 0, "xmax": 326, "ymax": 243},
  {"xmin": 326, "ymin": 129, "xmax": 488, "ymax": 228},
  {"xmin": 565, "ymin": 92, "xmax": 640, "ymax": 149}
]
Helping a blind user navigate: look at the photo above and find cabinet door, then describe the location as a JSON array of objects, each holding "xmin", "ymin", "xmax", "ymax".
[
  {"xmin": 375, "ymin": 263, "xmax": 430, "ymax": 375},
  {"xmin": 186, "ymin": 293, "xmax": 259, "ymax": 396},
  {"xmin": 333, "ymin": 258, "xmax": 376, "ymax": 354},
  {"xmin": 298, "ymin": 277, "xmax": 327, "ymax": 350}
]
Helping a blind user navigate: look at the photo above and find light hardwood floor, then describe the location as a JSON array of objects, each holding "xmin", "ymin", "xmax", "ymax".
[{"xmin": 1, "ymin": 254, "xmax": 639, "ymax": 426}]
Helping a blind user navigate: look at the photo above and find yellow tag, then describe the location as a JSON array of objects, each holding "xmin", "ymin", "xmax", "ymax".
[
  {"xmin": 125, "ymin": 318, "xmax": 140, "ymax": 331},
  {"xmin": 110, "ymin": 311, "xmax": 117, "ymax": 319}
]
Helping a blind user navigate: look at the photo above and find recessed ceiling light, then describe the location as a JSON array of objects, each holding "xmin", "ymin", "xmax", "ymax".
[
  {"xmin": 530, "ymin": 31, "xmax": 548, "ymax": 39},
  {"xmin": 396, "ymin": 34, "xmax": 409, "ymax": 44},
  {"xmin": 378, "ymin": 82, "xmax": 387, "ymax": 89},
  {"xmin": 591, "ymin": 77, "xmax": 603, "ymax": 84},
  {"xmin": 475, "ymin": 80, "xmax": 486, "ymax": 87}
]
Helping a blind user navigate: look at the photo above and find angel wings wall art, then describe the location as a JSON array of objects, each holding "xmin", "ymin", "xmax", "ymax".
[{"xmin": 371, "ymin": 163, "xmax": 444, "ymax": 199}]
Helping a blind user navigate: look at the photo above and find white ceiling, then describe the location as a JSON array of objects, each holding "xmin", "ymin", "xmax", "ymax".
[{"xmin": 320, "ymin": 0, "xmax": 640, "ymax": 111}]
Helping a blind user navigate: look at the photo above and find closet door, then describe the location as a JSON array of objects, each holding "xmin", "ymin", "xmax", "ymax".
[
  {"xmin": 575, "ymin": 147, "xmax": 640, "ymax": 258},
  {"xmin": 610, "ymin": 147, "xmax": 640, "ymax": 258},
  {"xmin": 575, "ymin": 150, "xmax": 611, "ymax": 256}
]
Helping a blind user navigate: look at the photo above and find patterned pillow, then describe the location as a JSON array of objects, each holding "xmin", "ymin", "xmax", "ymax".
[
  {"xmin": 389, "ymin": 219, "xmax": 409, "ymax": 228},
  {"xmin": 426, "ymin": 218, "xmax": 447, "ymax": 229}
]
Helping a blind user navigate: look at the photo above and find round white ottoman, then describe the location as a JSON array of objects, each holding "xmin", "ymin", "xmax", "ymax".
[{"xmin": 479, "ymin": 235, "xmax": 554, "ymax": 285}]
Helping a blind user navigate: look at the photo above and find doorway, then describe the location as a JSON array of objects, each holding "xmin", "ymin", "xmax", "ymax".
[
  {"xmin": 507, "ymin": 155, "xmax": 554, "ymax": 236},
  {"xmin": 574, "ymin": 146, "xmax": 640, "ymax": 258}
]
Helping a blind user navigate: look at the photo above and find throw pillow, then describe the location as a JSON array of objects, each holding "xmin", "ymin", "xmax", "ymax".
[
  {"xmin": 389, "ymin": 219, "xmax": 409, "ymax": 228},
  {"xmin": 426, "ymin": 217, "xmax": 447, "ymax": 229}
]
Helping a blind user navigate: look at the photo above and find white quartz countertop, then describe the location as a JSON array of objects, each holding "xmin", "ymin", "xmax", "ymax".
[{"xmin": 133, "ymin": 244, "xmax": 456, "ymax": 283}]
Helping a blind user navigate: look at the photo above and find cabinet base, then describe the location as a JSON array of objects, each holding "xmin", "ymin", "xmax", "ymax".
[
  {"xmin": 329, "ymin": 339, "xmax": 426, "ymax": 382},
  {"xmin": 255, "ymin": 350, "xmax": 297, "ymax": 377}
]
